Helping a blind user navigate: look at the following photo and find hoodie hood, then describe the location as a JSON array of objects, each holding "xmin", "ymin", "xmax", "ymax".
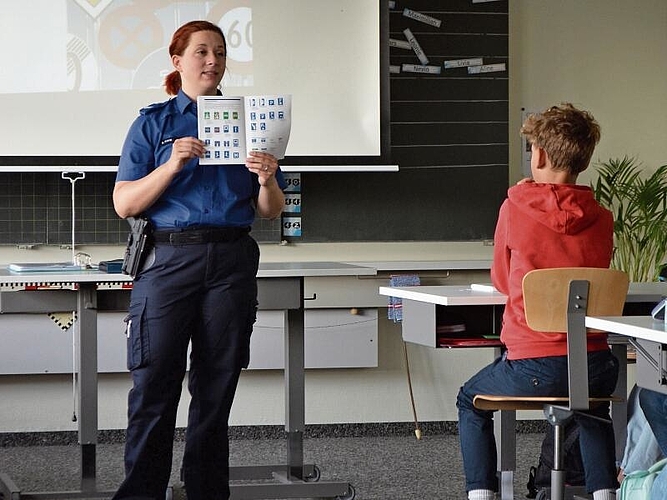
[{"xmin": 507, "ymin": 182, "xmax": 605, "ymax": 235}]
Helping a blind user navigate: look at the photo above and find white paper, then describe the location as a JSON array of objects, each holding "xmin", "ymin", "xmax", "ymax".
[
  {"xmin": 403, "ymin": 28, "xmax": 429, "ymax": 66},
  {"xmin": 468, "ymin": 63, "xmax": 506, "ymax": 74},
  {"xmin": 470, "ymin": 283, "xmax": 497, "ymax": 292},
  {"xmin": 389, "ymin": 38, "xmax": 412, "ymax": 50},
  {"xmin": 401, "ymin": 64, "xmax": 442, "ymax": 74},
  {"xmin": 402, "ymin": 8, "xmax": 442, "ymax": 28},
  {"xmin": 197, "ymin": 94, "xmax": 291, "ymax": 165},
  {"xmin": 444, "ymin": 58, "xmax": 484, "ymax": 69}
]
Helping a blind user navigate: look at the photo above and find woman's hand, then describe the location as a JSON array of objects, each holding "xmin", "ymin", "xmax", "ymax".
[
  {"xmin": 247, "ymin": 152, "xmax": 284, "ymax": 218},
  {"xmin": 245, "ymin": 151, "xmax": 279, "ymax": 185},
  {"xmin": 168, "ymin": 137, "xmax": 207, "ymax": 172},
  {"xmin": 114, "ymin": 137, "xmax": 205, "ymax": 218}
]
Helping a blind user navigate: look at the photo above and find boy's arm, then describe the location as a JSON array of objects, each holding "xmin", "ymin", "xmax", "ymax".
[{"xmin": 490, "ymin": 202, "xmax": 511, "ymax": 294}]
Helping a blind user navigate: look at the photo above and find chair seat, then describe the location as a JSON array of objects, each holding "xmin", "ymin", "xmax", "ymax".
[{"xmin": 473, "ymin": 394, "xmax": 623, "ymax": 411}]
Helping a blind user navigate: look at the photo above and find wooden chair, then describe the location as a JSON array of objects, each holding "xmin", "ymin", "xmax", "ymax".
[{"xmin": 473, "ymin": 267, "xmax": 629, "ymax": 500}]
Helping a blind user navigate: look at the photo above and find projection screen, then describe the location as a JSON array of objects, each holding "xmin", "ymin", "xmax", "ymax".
[{"xmin": 0, "ymin": 0, "xmax": 389, "ymax": 169}]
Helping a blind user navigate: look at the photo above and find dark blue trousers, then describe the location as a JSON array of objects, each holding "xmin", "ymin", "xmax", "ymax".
[{"xmin": 113, "ymin": 235, "xmax": 259, "ymax": 500}]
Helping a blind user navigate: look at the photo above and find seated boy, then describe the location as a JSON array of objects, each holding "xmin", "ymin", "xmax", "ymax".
[{"xmin": 456, "ymin": 103, "xmax": 619, "ymax": 500}]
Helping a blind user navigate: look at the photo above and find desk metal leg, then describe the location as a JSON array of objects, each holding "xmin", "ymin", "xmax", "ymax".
[
  {"xmin": 228, "ymin": 278, "xmax": 354, "ymax": 499},
  {"xmin": 495, "ymin": 410, "xmax": 516, "ymax": 500},
  {"xmin": 285, "ymin": 307, "xmax": 305, "ymax": 480},
  {"xmin": 611, "ymin": 343, "xmax": 628, "ymax": 462},
  {"xmin": 78, "ymin": 284, "xmax": 99, "ymax": 493},
  {"xmin": 0, "ymin": 285, "xmax": 113, "ymax": 499}
]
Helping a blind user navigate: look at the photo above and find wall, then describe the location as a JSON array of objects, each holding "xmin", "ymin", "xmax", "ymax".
[{"xmin": 508, "ymin": 0, "xmax": 667, "ymax": 186}]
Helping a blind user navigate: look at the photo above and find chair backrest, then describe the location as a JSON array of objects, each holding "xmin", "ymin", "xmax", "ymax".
[
  {"xmin": 523, "ymin": 267, "xmax": 629, "ymax": 409},
  {"xmin": 522, "ymin": 267, "xmax": 629, "ymax": 332}
]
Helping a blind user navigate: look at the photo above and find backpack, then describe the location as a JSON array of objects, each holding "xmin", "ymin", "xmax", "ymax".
[
  {"xmin": 526, "ymin": 420, "xmax": 585, "ymax": 498},
  {"xmin": 619, "ymin": 457, "xmax": 667, "ymax": 499}
]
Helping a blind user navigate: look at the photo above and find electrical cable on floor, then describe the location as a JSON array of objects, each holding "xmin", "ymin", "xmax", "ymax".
[{"xmin": 403, "ymin": 341, "xmax": 421, "ymax": 440}]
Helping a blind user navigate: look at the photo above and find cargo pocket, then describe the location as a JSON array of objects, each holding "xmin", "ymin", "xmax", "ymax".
[{"xmin": 126, "ymin": 297, "xmax": 150, "ymax": 370}]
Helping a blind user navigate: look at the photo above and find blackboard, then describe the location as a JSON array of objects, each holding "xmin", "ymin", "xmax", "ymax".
[
  {"xmin": 301, "ymin": 167, "xmax": 507, "ymax": 242},
  {"xmin": 296, "ymin": 0, "xmax": 509, "ymax": 242}
]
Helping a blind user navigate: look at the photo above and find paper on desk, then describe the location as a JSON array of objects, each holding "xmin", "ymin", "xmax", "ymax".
[{"xmin": 470, "ymin": 283, "xmax": 497, "ymax": 292}]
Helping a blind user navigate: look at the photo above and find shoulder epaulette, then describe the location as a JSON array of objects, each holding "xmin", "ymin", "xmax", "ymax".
[{"xmin": 139, "ymin": 99, "xmax": 173, "ymax": 116}]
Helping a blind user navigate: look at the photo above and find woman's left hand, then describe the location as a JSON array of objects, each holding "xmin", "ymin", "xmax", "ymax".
[{"xmin": 246, "ymin": 152, "xmax": 278, "ymax": 185}]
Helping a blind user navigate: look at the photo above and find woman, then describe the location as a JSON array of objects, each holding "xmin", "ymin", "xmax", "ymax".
[{"xmin": 112, "ymin": 20, "xmax": 286, "ymax": 500}]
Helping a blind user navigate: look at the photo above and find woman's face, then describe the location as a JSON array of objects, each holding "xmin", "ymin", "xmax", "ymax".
[{"xmin": 173, "ymin": 30, "xmax": 226, "ymax": 97}]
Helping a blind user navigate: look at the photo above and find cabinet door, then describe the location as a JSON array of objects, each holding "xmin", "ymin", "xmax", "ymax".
[
  {"xmin": 0, "ymin": 312, "xmax": 128, "ymax": 374},
  {"xmin": 0, "ymin": 308, "xmax": 378, "ymax": 374},
  {"xmin": 249, "ymin": 309, "xmax": 378, "ymax": 369}
]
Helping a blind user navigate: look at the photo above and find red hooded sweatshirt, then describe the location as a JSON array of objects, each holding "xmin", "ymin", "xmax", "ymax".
[{"xmin": 490, "ymin": 182, "xmax": 614, "ymax": 360}]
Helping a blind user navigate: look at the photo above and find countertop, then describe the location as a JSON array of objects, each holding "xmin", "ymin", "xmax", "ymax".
[{"xmin": 0, "ymin": 241, "xmax": 495, "ymax": 273}]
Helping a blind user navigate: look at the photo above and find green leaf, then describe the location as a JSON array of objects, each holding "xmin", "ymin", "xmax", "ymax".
[{"xmin": 591, "ymin": 157, "xmax": 667, "ymax": 281}]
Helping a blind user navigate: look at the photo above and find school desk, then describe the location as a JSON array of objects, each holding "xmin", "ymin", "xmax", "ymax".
[
  {"xmin": 379, "ymin": 282, "xmax": 667, "ymax": 500},
  {"xmin": 0, "ymin": 261, "xmax": 374, "ymax": 500}
]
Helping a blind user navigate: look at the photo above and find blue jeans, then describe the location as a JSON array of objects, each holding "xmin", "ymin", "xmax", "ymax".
[{"xmin": 457, "ymin": 350, "xmax": 619, "ymax": 493}]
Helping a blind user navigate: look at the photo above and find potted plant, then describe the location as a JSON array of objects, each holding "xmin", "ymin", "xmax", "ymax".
[{"xmin": 591, "ymin": 156, "xmax": 667, "ymax": 282}]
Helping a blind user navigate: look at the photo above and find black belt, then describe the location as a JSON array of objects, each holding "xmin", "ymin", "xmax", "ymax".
[{"xmin": 152, "ymin": 226, "xmax": 250, "ymax": 245}]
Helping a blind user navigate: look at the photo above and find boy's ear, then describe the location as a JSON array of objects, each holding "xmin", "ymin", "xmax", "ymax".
[{"xmin": 533, "ymin": 146, "xmax": 548, "ymax": 170}]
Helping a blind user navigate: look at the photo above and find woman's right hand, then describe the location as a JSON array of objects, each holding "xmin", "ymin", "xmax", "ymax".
[
  {"xmin": 168, "ymin": 137, "xmax": 207, "ymax": 171},
  {"xmin": 114, "ymin": 136, "xmax": 206, "ymax": 218}
]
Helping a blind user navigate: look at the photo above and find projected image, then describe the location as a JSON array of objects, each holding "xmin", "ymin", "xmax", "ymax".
[
  {"xmin": 67, "ymin": 0, "xmax": 252, "ymax": 93},
  {"xmin": 0, "ymin": 0, "xmax": 381, "ymax": 160}
]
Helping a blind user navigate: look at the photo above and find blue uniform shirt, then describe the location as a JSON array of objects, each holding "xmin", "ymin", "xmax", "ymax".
[{"xmin": 117, "ymin": 90, "xmax": 286, "ymax": 230}]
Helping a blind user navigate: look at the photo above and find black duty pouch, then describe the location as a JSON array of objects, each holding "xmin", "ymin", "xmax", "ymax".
[{"xmin": 121, "ymin": 217, "xmax": 151, "ymax": 277}]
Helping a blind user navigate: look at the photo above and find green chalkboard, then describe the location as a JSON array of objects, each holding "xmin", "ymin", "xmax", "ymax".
[{"xmin": 294, "ymin": 0, "xmax": 509, "ymax": 242}]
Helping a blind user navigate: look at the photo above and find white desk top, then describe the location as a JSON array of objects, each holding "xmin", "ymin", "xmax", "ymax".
[
  {"xmin": 586, "ymin": 316, "xmax": 667, "ymax": 344},
  {"xmin": 0, "ymin": 241, "xmax": 496, "ymax": 273},
  {"xmin": 0, "ymin": 268, "xmax": 132, "ymax": 286},
  {"xmin": 380, "ymin": 281, "xmax": 667, "ymax": 307},
  {"xmin": 378, "ymin": 285, "xmax": 506, "ymax": 306},
  {"xmin": 0, "ymin": 261, "xmax": 376, "ymax": 287},
  {"xmin": 257, "ymin": 261, "xmax": 376, "ymax": 278},
  {"xmin": 624, "ymin": 281, "xmax": 667, "ymax": 302}
]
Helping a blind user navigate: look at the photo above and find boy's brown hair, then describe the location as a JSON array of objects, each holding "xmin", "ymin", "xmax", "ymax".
[{"xmin": 521, "ymin": 102, "xmax": 601, "ymax": 175}]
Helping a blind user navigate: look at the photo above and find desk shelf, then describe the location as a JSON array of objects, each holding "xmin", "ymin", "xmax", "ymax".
[{"xmin": 402, "ymin": 300, "xmax": 504, "ymax": 348}]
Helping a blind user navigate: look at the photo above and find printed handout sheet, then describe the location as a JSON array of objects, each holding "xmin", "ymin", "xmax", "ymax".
[{"xmin": 197, "ymin": 94, "xmax": 291, "ymax": 165}]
